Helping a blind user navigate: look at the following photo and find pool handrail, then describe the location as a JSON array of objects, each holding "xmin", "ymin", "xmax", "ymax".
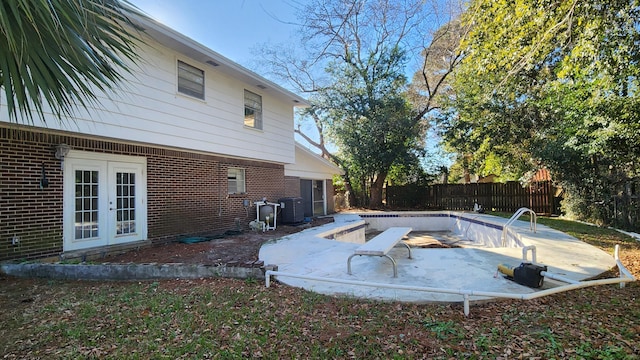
[{"xmin": 501, "ymin": 207, "xmax": 537, "ymax": 247}]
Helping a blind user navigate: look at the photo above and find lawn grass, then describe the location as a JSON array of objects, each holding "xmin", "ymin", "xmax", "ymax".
[
  {"xmin": 491, "ymin": 212, "xmax": 640, "ymax": 277},
  {"xmin": 491, "ymin": 211, "xmax": 638, "ymax": 253},
  {"xmin": 1, "ymin": 217, "xmax": 639, "ymax": 359}
]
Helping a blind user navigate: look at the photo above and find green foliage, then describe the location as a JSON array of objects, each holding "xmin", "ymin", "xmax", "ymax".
[
  {"xmin": 0, "ymin": 0, "xmax": 144, "ymax": 124},
  {"xmin": 322, "ymin": 46, "xmax": 422, "ymax": 179},
  {"xmin": 441, "ymin": 0, "xmax": 640, "ymax": 228},
  {"xmin": 321, "ymin": 47, "xmax": 427, "ymax": 200},
  {"xmin": 387, "ymin": 153, "xmax": 434, "ymax": 186},
  {"xmin": 423, "ymin": 320, "xmax": 460, "ymax": 340},
  {"xmin": 332, "ymin": 174, "xmax": 345, "ymax": 193},
  {"xmin": 446, "ymin": 158, "xmax": 465, "ymax": 183}
]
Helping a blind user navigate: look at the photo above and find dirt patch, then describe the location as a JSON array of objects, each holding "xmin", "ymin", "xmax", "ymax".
[
  {"xmin": 100, "ymin": 217, "xmax": 334, "ymax": 265},
  {"xmin": 366, "ymin": 230, "xmax": 458, "ymax": 248}
]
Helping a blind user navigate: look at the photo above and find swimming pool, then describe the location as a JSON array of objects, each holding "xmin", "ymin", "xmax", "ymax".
[
  {"xmin": 260, "ymin": 211, "xmax": 631, "ymax": 314},
  {"xmin": 316, "ymin": 211, "xmax": 525, "ymax": 248}
]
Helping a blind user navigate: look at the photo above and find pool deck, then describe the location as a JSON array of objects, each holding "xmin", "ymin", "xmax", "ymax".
[{"xmin": 259, "ymin": 212, "xmax": 619, "ymax": 303}]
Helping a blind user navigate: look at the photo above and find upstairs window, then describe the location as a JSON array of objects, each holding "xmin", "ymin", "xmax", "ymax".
[
  {"xmin": 227, "ymin": 168, "xmax": 246, "ymax": 194},
  {"xmin": 244, "ymin": 90, "xmax": 262, "ymax": 129},
  {"xmin": 178, "ymin": 60, "xmax": 204, "ymax": 100}
]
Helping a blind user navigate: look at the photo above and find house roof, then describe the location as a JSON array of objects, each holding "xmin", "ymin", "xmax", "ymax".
[
  {"xmin": 532, "ymin": 168, "xmax": 552, "ymax": 181},
  {"xmin": 285, "ymin": 143, "xmax": 345, "ymax": 179},
  {"xmin": 130, "ymin": 13, "xmax": 309, "ymax": 107}
]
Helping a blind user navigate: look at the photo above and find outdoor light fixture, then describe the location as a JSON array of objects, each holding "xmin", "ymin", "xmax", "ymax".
[
  {"xmin": 39, "ymin": 163, "xmax": 49, "ymax": 189},
  {"xmin": 55, "ymin": 144, "xmax": 71, "ymax": 169}
]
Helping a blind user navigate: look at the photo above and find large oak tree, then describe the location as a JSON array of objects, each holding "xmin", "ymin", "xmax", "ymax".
[{"xmin": 257, "ymin": 0, "xmax": 465, "ymax": 208}]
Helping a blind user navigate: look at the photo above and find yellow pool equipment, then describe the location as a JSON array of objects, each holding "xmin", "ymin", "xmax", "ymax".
[{"xmin": 497, "ymin": 263, "xmax": 515, "ymax": 278}]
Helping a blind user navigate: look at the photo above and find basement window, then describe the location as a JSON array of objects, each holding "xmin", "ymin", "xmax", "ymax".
[{"xmin": 228, "ymin": 168, "xmax": 246, "ymax": 194}]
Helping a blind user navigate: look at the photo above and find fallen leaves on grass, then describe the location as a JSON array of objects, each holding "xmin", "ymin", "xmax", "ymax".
[
  {"xmin": 1, "ymin": 275, "xmax": 639, "ymax": 358},
  {"xmin": 2, "ymin": 217, "xmax": 640, "ymax": 358}
]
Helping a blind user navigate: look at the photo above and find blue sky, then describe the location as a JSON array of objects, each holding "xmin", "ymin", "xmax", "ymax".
[
  {"xmin": 129, "ymin": 0, "xmax": 454, "ymax": 170},
  {"xmin": 129, "ymin": 0, "xmax": 300, "ymax": 67}
]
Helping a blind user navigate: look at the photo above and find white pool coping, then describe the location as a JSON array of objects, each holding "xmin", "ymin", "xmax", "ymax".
[{"xmin": 259, "ymin": 211, "xmax": 620, "ymax": 303}]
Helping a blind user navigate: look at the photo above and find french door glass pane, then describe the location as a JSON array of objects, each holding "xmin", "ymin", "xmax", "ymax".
[
  {"xmin": 116, "ymin": 172, "xmax": 136, "ymax": 235},
  {"xmin": 74, "ymin": 170, "xmax": 99, "ymax": 240}
]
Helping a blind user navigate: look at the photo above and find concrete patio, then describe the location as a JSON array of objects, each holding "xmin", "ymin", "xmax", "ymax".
[{"xmin": 259, "ymin": 212, "xmax": 621, "ymax": 303}]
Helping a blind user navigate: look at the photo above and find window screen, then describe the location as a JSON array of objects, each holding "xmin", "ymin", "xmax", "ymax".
[
  {"xmin": 178, "ymin": 60, "xmax": 205, "ymax": 99},
  {"xmin": 244, "ymin": 90, "xmax": 262, "ymax": 129},
  {"xmin": 228, "ymin": 168, "xmax": 246, "ymax": 194}
]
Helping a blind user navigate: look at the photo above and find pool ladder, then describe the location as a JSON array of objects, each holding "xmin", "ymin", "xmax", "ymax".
[{"xmin": 501, "ymin": 207, "xmax": 537, "ymax": 247}]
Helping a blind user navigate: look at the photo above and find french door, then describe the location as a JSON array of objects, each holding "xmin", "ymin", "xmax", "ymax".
[{"xmin": 63, "ymin": 152, "xmax": 147, "ymax": 251}]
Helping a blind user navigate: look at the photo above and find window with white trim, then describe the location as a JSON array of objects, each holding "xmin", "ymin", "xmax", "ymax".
[
  {"xmin": 178, "ymin": 60, "xmax": 205, "ymax": 99},
  {"xmin": 227, "ymin": 168, "xmax": 246, "ymax": 194},
  {"xmin": 244, "ymin": 90, "xmax": 262, "ymax": 129}
]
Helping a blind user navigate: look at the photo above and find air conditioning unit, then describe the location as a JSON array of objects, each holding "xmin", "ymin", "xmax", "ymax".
[{"xmin": 278, "ymin": 197, "xmax": 304, "ymax": 224}]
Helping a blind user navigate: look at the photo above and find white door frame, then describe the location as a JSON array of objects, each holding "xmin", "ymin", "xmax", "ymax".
[
  {"xmin": 312, "ymin": 179, "xmax": 326, "ymax": 216},
  {"xmin": 301, "ymin": 178, "xmax": 327, "ymax": 216},
  {"xmin": 63, "ymin": 151, "xmax": 147, "ymax": 251}
]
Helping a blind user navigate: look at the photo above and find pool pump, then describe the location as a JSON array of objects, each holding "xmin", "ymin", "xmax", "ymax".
[{"xmin": 498, "ymin": 262, "xmax": 547, "ymax": 288}]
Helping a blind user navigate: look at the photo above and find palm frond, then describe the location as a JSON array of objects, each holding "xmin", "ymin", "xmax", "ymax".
[{"xmin": 0, "ymin": 0, "xmax": 146, "ymax": 124}]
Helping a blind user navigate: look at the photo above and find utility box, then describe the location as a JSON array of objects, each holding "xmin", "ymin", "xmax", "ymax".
[{"xmin": 279, "ymin": 197, "xmax": 304, "ymax": 224}]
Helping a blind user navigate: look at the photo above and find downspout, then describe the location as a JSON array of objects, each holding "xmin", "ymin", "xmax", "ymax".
[{"xmin": 218, "ymin": 162, "xmax": 223, "ymax": 217}]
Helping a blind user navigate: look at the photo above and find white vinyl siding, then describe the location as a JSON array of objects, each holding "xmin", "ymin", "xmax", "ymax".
[
  {"xmin": 177, "ymin": 60, "xmax": 205, "ymax": 100},
  {"xmin": 0, "ymin": 40, "xmax": 297, "ymax": 164},
  {"xmin": 228, "ymin": 168, "xmax": 246, "ymax": 194},
  {"xmin": 244, "ymin": 90, "xmax": 262, "ymax": 129}
]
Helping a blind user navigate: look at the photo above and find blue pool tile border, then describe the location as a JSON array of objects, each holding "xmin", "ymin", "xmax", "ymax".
[
  {"xmin": 359, "ymin": 213, "xmax": 449, "ymax": 218},
  {"xmin": 358, "ymin": 213, "xmax": 504, "ymax": 231},
  {"xmin": 457, "ymin": 216, "xmax": 504, "ymax": 231}
]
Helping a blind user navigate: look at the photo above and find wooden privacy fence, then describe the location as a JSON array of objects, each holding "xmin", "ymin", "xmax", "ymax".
[
  {"xmin": 610, "ymin": 180, "xmax": 640, "ymax": 231},
  {"xmin": 386, "ymin": 181, "xmax": 558, "ymax": 215}
]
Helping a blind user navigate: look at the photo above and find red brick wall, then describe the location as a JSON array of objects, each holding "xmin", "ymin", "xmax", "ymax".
[
  {"xmin": 0, "ymin": 128, "xmax": 65, "ymax": 261},
  {"xmin": 147, "ymin": 157, "xmax": 284, "ymax": 242},
  {"xmin": 284, "ymin": 176, "xmax": 301, "ymax": 198},
  {"xmin": 0, "ymin": 126, "xmax": 285, "ymax": 261}
]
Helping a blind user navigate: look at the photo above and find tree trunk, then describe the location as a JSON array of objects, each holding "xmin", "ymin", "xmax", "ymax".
[
  {"xmin": 369, "ymin": 172, "xmax": 388, "ymax": 208},
  {"xmin": 463, "ymin": 153, "xmax": 472, "ymax": 184},
  {"xmin": 343, "ymin": 176, "xmax": 357, "ymax": 208}
]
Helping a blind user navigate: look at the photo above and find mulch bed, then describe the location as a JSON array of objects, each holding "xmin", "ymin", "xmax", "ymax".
[{"xmin": 99, "ymin": 217, "xmax": 335, "ymax": 266}]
